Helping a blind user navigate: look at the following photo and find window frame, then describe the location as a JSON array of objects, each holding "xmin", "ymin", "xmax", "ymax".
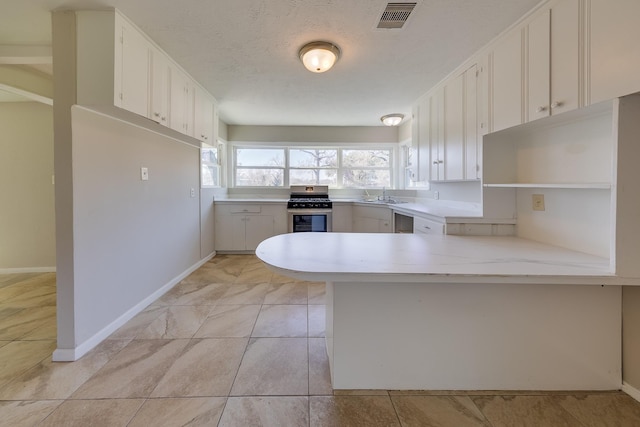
[{"xmin": 230, "ymin": 142, "xmax": 396, "ymax": 189}]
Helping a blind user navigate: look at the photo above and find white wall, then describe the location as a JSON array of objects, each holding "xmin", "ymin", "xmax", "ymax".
[
  {"xmin": 0, "ymin": 102, "xmax": 55, "ymax": 271},
  {"xmin": 68, "ymin": 106, "xmax": 202, "ymax": 350},
  {"xmin": 228, "ymin": 125, "xmax": 399, "ymax": 143}
]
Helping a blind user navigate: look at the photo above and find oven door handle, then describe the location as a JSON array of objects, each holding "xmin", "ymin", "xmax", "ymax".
[{"xmin": 287, "ymin": 209, "xmax": 333, "ymax": 214}]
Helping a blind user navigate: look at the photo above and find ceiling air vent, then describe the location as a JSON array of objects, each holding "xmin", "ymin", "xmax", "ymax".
[{"xmin": 377, "ymin": 2, "xmax": 417, "ymax": 29}]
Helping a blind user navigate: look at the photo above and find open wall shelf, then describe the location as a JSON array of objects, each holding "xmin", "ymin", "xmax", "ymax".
[{"xmin": 483, "ymin": 183, "xmax": 611, "ymax": 189}]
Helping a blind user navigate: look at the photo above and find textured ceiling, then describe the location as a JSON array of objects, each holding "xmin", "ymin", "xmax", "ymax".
[{"xmin": 0, "ymin": 0, "xmax": 540, "ymax": 126}]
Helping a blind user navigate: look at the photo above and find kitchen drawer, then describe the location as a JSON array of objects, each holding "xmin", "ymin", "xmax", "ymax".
[
  {"xmin": 223, "ymin": 204, "xmax": 262, "ymax": 214},
  {"xmin": 414, "ymin": 217, "xmax": 445, "ymax": 235}
]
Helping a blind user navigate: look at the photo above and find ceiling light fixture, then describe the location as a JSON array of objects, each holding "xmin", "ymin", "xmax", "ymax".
[
  {"xmin": 299, "ymin": 41, "xmax": 341, "ymax": 73},
  {"xmin": 381, "ymin": 113, "xmax": 404, "ymax": 126}
]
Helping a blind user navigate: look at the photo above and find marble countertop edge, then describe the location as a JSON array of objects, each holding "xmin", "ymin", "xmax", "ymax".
[{"xmin": 255, "ymin": 233, "xmax": 633, "ymax": 286}]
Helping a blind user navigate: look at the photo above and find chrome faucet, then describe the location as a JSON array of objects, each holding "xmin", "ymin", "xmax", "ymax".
[{"xmin": 379, "ymin": 187, "xmax": 387, "ymax": 201}]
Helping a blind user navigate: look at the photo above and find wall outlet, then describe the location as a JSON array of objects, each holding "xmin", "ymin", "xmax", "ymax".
[
  {"xmin": 434, "ymin": 191, "xmax": 440, "ymax": 200},
  {"xmin": 532, "ymin": 194, "xmax": 545, "ymax": 211},
  {"xmin": 190, "ymin": 188, "xmax": 195, "ymax": 198},
  {"xmin": 140, "ymin": 167, "xmax": 149, "ymax": 181}
]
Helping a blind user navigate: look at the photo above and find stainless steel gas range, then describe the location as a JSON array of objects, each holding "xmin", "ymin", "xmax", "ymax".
[{"xmin": 287, "ymin": 185, "xmax": 332, "ymax": 233}]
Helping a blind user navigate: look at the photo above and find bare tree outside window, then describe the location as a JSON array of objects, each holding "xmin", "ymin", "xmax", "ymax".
[{"xmin": 233, "ymin": 146, "xmax": 393, "ymax": 188}]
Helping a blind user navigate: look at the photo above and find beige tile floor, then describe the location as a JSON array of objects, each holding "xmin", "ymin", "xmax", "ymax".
[{"xmin": 1, "ymin": 254, "xmax": 640, "ymax": 426}]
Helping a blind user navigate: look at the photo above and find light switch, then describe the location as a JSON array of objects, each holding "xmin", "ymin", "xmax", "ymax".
[
  {"xmin": 141, "ymin": 167, "xmax": 149, "ymax": 181},
  {"xmin": 532, "ymin": 194, "xmax": 545, "ymax": 211}
]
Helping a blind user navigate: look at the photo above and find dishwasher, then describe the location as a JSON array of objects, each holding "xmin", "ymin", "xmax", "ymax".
[{"xmin": 393, "ymin": 212, "xmax": 413, "ymax": 233}]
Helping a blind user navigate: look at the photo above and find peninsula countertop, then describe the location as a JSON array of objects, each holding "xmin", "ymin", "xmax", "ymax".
[{"xmin": 255, "ymin": 232, "xmax": 629, "ymax": 285}]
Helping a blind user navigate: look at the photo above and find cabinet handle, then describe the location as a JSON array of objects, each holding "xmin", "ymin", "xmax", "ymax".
[
  {"xmin": 424, "ymin": 225, "xmax": 431, "ymax": 229},
  {"xmin": 161, "ymin": 117, "xmax": 166, "ymax": 122},
  {"xmin": 551, "ymin": 101, "xmax": 563, "ymax": 109},
  {"xmin": 536, "ymin": 106, "xmax": 547, "ymax": 113},
  {"xmin": 153, "ymin": 112, "xmax": 160, "ymax": 117}
]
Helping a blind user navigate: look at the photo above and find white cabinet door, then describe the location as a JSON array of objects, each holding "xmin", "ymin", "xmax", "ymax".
[
  {"xmin": 444, "ymin": 73, "xmax": 464, "ymax": 181},
  {"xmin": 417, "ymin": 96, "xmax": 430, "ymax": 181},
  {"xmin": 169, "ymin": 66, "xmax": 190, "ymax": 134},
  {"xmin": 378, "ymin": 218, "xmax": 392, "ymax": 233},
  {"xmin": 353, "ymin": 206, "xmax": 392, "ymax": 233},
  {"xmin": 550, "ymin": 0, "xmax": 580, "ymax": 116},
  {"xmin": 528, "ymin": 0, "xmax": 580, "ymax": 122},
  {"xmin": 150, "ymin": 48, "xmax": 169, "ymax": 125},
  {"xmin": 411, "ymin": 102, "xmax": 420, "ymax": 179},
  {"xmin": 528, "ymin": 8, "xmax": 551, "ymax": 122},
  {"xmin": 589, "ymin": 0, "xmax": 640, "ymax": 104},
  {"xmin": 414, "ymin": 216, "xmax": 445, "ymax": 235},
  {"xmin": 244, "ymin": 215, "xmax": 275, "ymax": 250},
  {"xmin": 353, "ymin": 216, "xmax": 379, "ymax": 233},
  {"xmin": 477, "ymin": 57, "xmax": 490, "ymax": 137},
  {"xmin": 194, "ymin": 86, "xmax": 214, "ymax": 143},
  {"xmin": 118, "ymin": 20, "xmax": 150, "ymax": 118},
  {"xmin": 430, "ymin": 89, "xmax": 444, "ymax": 181},
  {"xmin": 491, "ymin": 28, "xmax": 524, "ymax": 132},
  {"xmin": 332, "ymin": 204, "xmax": 353, "ymax": 232},
  {"xmin": 465, "ymin": 64, "xmax": 479, "ymax": 180},
  {"xmin": 215, "ymin": 214, "xmax": 246, "ymax": 251}
]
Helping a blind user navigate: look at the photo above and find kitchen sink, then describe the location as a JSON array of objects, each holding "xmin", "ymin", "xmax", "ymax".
[{"xmin": 359, "ymin": 199, "xmax": 407, "ymax": 205}]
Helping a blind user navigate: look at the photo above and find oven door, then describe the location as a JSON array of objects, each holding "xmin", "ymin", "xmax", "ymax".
[{"xmin": 287, "ymin": 209, "xmax": 332, "ymax": 233}]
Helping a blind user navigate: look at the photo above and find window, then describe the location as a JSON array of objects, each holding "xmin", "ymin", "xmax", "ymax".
[
  {"xmin": 201, "ymin": 143, "xmax": 219, "ymax": 187},
  {"xmin": 235, "ymin": 147, "xmax": 285, "ymax": 187},
  {"xmin": 341, "ymin": 149, "xmax": 391, "ymax": 188},
  {"xmin": 232, "ymin": 145, "xmax": 394, "ymax": 188},
  {"xmin": 289, "ymin": 149, "xmax": 338, "ymax": 185}
]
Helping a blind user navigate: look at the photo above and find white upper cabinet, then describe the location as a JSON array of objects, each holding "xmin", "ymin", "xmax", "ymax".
[
  {"xmin": 588, "ymin": 0, "xmax": 640, "ymax": 105},
  {"xmin": 193, "ymin": 86, "xmax": 214, "ymax": 143},
  {"xmin": 465, "ymin": 64, "xmax": 480, "ymax": 180},
  {"xmin": 430, "ymin": 88, "xmax": 444, "ymax": 181},
  {"xmin": 549, "ymin": 0, "xmax": 581, "ymax": 115},
  {"xmin": 150, "ymin": 48, "xmax": 169, "ymax": 125},
  {"xmin": 410, "ymin": 96, "xmax": 431, "ymax": 182},
  {"xmin": 491, "ymin": 28, "xmax": 524, "ymax": 132},
  {"xmin": 73, "ymin": 9, "xmax": 217, "ymax": 141},
  {"xmin": 428, "ymin": 64, "xmax": 479, "ymax": 182},
  {"xmin": 527, "ymin": 9, "xmax": 551, "ymax": 122},
  {"xmin": 528, "ymin": 0, "xmax": 581, "ymax": 122},
  {"xmin": 169, "ymin": 65, "xmax": 192, "ymax": 135},
  {"xmin": 417, "ymin": 95, "xmax": 430, "ymax": 181},
  {"xmin": 116, "ymin": 18, "xmax": 150, "ymax": 118},
  {"xmin": 443, "ymin": 73, "xmax": 465, "ymax": 181},
  {"xmin": 410, "ymin": 102, "xmax": 420, "ymax": 179}
]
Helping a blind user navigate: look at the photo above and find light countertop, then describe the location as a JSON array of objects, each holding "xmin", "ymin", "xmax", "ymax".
[
  {"xmin": 213, "ymin": 198, "xmax": 288, "ymax": 203},
  {"xmin": 213, "ymin": 197, "xmax": 493, "ymax": 222},
  {"xmin": 256, "ymin": 233, "xmax": 627, "ymax": 285}
]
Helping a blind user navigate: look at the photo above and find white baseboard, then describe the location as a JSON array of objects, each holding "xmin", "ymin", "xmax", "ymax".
[
  {"xmin": 0, "ymin": 266, "xmax": 56, "ymax": 274},
  {"xmin": 52, "ymin": 253, "xmax": 215, "ymax": 362},
  {"xmin": 622, "ymin": 381, "xmax": 640, "ymax": 403}
]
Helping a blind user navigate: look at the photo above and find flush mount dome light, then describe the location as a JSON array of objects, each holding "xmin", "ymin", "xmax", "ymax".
[
  {"xmin": 381, "ymin": 113, "xmax": 404, "ymax": 126},
  {"xmin": 299, "ymin": 41, "xmax": 341, "ymax": 73}
]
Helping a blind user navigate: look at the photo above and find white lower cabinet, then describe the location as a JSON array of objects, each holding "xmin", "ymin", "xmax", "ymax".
[
  {"xmin": 215, "ymin": 204, "xmax": 285, "ymax": 251},
  {"xmin": 413, "ymin": 216, "xmax": 445, "ymax": 235},
  {"xmin": 352, "ymin": 205, "xmax": 392, "ymax": 233},
  {"xmin": 332, "ymin": 204, "xmax": 353, "ymax": 232}
]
